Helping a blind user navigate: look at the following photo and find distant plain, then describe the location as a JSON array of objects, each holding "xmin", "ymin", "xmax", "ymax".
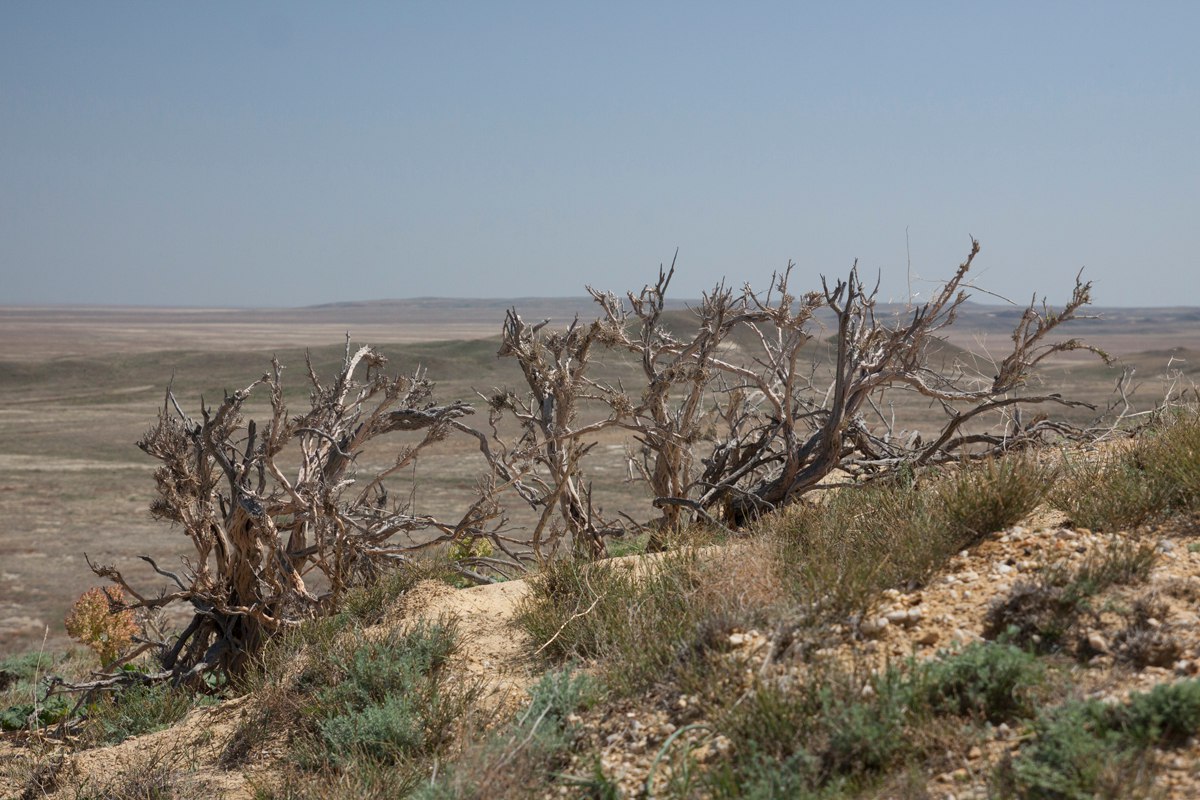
[{"xmin": 2, "ymin": 298, "xmax": 1198, "ymax": 656}]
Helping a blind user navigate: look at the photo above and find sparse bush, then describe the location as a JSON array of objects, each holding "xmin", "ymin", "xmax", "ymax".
[
  {"xmin": 710, "ymin": 664, "xmax": 926, "ymax": 797},
  {"xmin": 70, "ymin": 748, "xmax": 207, "ymax": 800},
  {"xmin": 1052, "ymin": 452, "xmax": 1169, "ymax": 531},
  {"xmin": 706, "ymin": 642, "xmax": 1050, "ymax": 797},
  {"xmin": 918, "ymin": 641, "xmax": 1045, "ymax": 723},
  {"xmin": 225, "ymin": 609, "xmax": 479, "ymax": 797},
  {"xmin": 993, "ymin": 698, "xmax": 1152, "ymax": 800},
  {"xmin": 296, "ymin": 622, "xmax": 463, "ymax": 768},
  {"xmin": 337, "ymin": 567, "xmax": 425, "ymax": 627},
  {"xmin": 1135, "ymin": 407, "xmax": 1200, "ymax": 514},
  {"xmin": 64, "ymin": 585, "xmax": 140, "ymax": 666},
  {"xmin": 1112, "ymin": 595, "xmax": 1181, "ymax": 669}
]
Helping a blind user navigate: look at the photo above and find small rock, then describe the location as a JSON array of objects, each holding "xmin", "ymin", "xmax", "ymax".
[
  {"xmin": 968, "ymin": 745, "xmax": 983, "ymax": 759},
  {"xmin": 915, "ymin": 630, "xmax": 940, "ymax": 646},
  {"xmin": 861, "ymin": 617, "xmax": 889, "ymax": 638},
  {"xmin": 1087, "ymin": 632, "xmax": 1110, "ymax": 654}
]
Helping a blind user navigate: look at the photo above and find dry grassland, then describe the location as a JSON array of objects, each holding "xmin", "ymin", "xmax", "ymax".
[{"xmin": 1, "ymin": 300, "xmax": 1196, "ymax": 656}]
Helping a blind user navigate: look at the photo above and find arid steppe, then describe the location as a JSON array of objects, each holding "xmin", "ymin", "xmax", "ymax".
[{"xmin": 1, "ymin": 299, "xmax": 1198, "ymax": 657}]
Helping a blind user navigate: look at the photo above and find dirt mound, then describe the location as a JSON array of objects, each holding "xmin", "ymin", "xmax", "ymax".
[
  {"xmin": 0, "ymin": 575, "xmax": 536, "ymax": 799},
  {"xmin": 388, "ymin": 578, "xmax": 535, "ymax": 713}
]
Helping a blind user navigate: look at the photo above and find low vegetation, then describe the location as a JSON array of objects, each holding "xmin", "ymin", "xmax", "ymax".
[
  {"xmin": 1051, "ymin": 408, "xmax": 1200, "ymax": 530},
  {"xmin": 996, "ymin": 679, "xmax": 1200, "ymax": 799}
]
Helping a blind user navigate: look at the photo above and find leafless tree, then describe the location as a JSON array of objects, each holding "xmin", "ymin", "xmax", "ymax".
[
  {"xmin": 574, "ymin": 240, "xmax": 1108, "ymax": 527},
  {"xmin": 86, "ymin": 340, "xmax": 483, "ymax": 683}
]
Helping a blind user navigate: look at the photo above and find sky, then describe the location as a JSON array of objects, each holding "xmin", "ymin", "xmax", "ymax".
[{"xmin": 2, "ymin": 2, "xmax": 1197, "ymax": 308}]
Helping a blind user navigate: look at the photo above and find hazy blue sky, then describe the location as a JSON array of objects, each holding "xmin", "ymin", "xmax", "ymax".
[{"xmin": 2, "ymin": 2, "xmax": 1197, "ymax": 307}]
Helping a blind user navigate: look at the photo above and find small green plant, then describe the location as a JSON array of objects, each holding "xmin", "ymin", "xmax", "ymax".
[
  {"xmin": 0, "ymin": 693, "xmax": 73, "ymax": 731},
  {"xmin": 707, "ymin": 642, "xmax": 1049, "ymax": 798},
  {"xmin": 299, "ymin": 622, "xmax": 462, "ymax": 768},
  {"xmin": 0, "ymin": 650, "xmax": 77, "ymax": 732},
  {"xmin": 64, "ymin": 586, "xmax": 141, "ymax": 666},
  {"xmin": 934, "ymin": 455, "xmax": 1053, "ymax": 544},
  {"xmin": 710, "ymin": 663, "xmax": 925, "ymax": 797},
  {"xmin": 83, "ymin": 682, "xmax": 209, "ymax": 745},
  {"xmin": 995, "ymin": 679, "xmax": 1200, "ymax": 799},
  {"xmin": 918, "ymin": 641, "xmax": 1045, "ymax": 723},
  {"xmin": 228, "ymin": 613, "xmax": 479, "ymax": 798}
]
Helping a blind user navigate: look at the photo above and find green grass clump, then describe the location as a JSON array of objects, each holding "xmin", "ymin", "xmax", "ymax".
[
  {"xmin": 983, "ymin": 539, "xmax": 1158, "ymax": 654},
  {"xmin": 336, "ymin": 567, "xmax": 426, "ymax": 626},
  {"xmin": 514, "ymin": 550, "xmax": 727, "ymax": 696},
  {"xmin": 774, "ymin": 454, "xmax": 1053, "ymax": 627},
  {"xmin": 996, "ymin": 679, "xmax": 1200, "ymax": 799},
  {"xmin": 934, "ymin": 455, "xmax": 1054, "ymax": 543},
  {"xmin": 416, "ymin": 669, "xmax": 599, "ymax": 799},
  {"xmin": 83, "ymin": 682, "xmax": 212, "ymax": 745},
  {"xmin": 1052, "ymin": 408, "xmax": 1200, "ymax": 530}
]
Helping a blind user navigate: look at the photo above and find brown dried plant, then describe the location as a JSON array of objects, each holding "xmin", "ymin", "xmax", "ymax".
[{"xmin": 64, "ymin": 586, "xmax": 141, "ymax": 667}]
